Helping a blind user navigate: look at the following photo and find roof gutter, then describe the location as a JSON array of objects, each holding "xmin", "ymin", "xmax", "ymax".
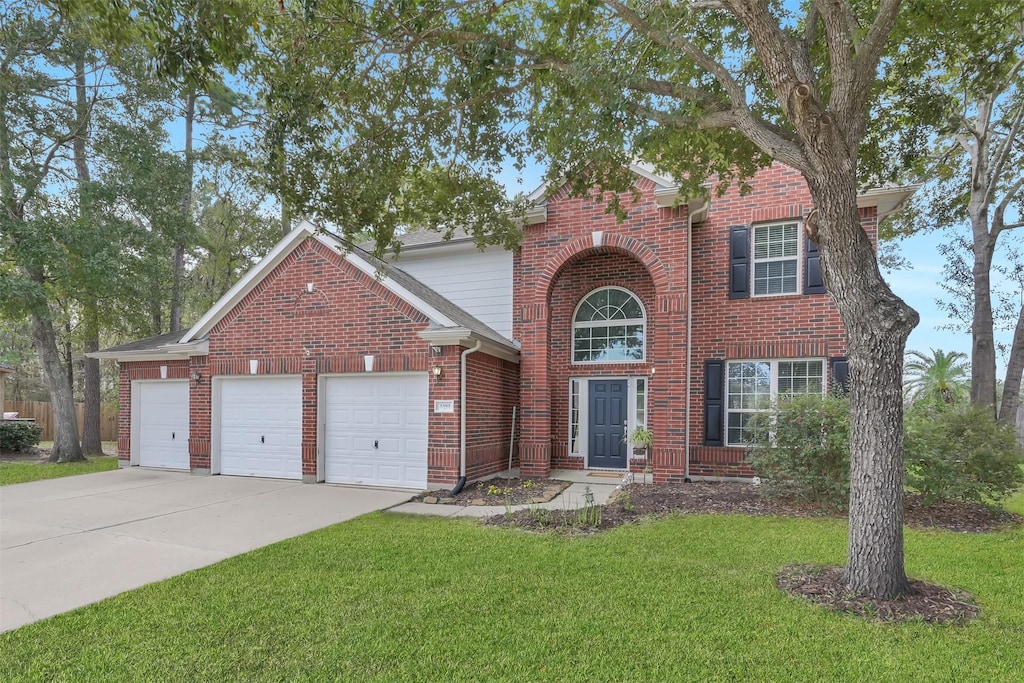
[
  {"xmin": 450, "ymin": 338, "xmax": 483, "ymax": 495},
  {"xmin": 684, "ymin": 198, "xmax": 711, "ymax": 483}
]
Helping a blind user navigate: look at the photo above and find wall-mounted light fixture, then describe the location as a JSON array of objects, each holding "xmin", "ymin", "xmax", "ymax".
[
  {"xmin": 306, "ymin": 282, "xmax": 315, "ymax": 293},
  {"xmin": 364, "ymin": 355, "xmax": 375, "ymax": 372},
  {"xmin": 159, "ymin": 365, "xmax": 168, "ymax": 379},
  {"xmin": 432, "ymin": 365, "xmax": 444, "ymax": 381},
  {"xmin": 249, "ymin": 359, "xmax": 259, "ymax": 375},
  {"xmin": 191, "ymin": 371, "xmax": 202, "ymax": 384}
]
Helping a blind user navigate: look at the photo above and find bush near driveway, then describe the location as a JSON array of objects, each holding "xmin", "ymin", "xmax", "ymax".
[{"xmin": 0, "ymin": 421, "xmax": 43, "ymax": 453}]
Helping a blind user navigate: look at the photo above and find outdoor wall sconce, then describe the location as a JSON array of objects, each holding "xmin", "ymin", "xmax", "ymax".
[
  {"xmin": 159, "ymin": 365, "xmax": 168, "ymax": 379},
  {"xmin": 191, "ymin": 371, "xmax": 202, "ymax": 384},
  {"xmin": 432, "ymin": 366, "xmax": 444, "ymax": 381},
  {"xmin": 364, "ymin": 355, "xmax": 375, "ymax": 372},
  {"xmin": 249, "ymin": 359, "xmax": 259, "ymax": 375},
  {"xmin": 306, "ymin": 282, "xmax": 315, "ymax": 293}
]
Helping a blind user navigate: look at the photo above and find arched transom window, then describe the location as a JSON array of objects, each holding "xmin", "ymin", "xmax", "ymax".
[{"xmin": 572, "ymin": 287, "xmax": 646, "ymax": 363}]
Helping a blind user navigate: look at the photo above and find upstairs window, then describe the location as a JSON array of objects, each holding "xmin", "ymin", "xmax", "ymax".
[
  {"xmin": 752, "ymin": 222, "xmax": 800, "ymax": 296},
  {"xmin": 572, "ymin": 287, "xmax": 645, "ymax": 363}
]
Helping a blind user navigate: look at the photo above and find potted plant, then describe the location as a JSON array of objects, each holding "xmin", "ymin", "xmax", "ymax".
[{"xmin": 625, "ymin": 426, "xmax": 653, "ymax": 457}]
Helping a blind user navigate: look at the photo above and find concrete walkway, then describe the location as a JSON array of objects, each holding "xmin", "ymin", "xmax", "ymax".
[
  {"xmin": 0, "ymin": 469, "xmax": 411, "ymax": 632},
  {"xmin": 390, "ymin": 469, "xmax": 629, "ymax": 518}
]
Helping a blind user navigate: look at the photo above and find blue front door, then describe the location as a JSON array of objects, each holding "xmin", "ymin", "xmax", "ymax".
[{"xmin": 589, "ymin": 380, "xmax": 628, "ymax": 469}]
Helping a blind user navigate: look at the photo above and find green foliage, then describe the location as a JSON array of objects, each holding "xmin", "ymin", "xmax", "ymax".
[
  {"xmin": 0, "ymin": 421, "xmax": 43, "ymax": 453},
  {"xmin": 904, "ymin": 403, "xmax": 1024, "ymax": 504},
  {"xmin": 624, "ymin": 426, "xmax": 654, "ymax": 449},
  {"xmin": 747, "ymin": 394, "xmax": 852, "ymax": 508},
  {"xmin": 903, "ymin": 348, "xmax": 970, "ymax": 405}
]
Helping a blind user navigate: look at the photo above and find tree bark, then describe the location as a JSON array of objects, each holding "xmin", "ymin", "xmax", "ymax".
[
  {"xmin": 970, "ymin": 216, "xmax": 998, "ymax": 414},
  {"xmin": 998, "ymin": 302, "xmax": 1024, "ymax": 423},
  {"xmin": 809, "ymin": 171, "xmax": 917, "ymax": 600},
  {"xmin": 170, "ymin": 90, "xmax": 196, "ymax": 334},
  {"xmin": 73, "ymin": 49, "xmax": 102, "ymax": 455},
  {"xmin": 26, "ymin": 277, "xmax": 83, "ymax": 463}
]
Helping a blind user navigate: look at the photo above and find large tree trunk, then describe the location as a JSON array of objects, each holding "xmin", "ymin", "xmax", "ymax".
[
  {"xmin": 170, "ymin": 90, "xmax": 196, "ymax": 333},
  {"xmin": 27, "ymin": 283, "xmax": 83, "ymax": 463},
  {"xmin": 810, "ymin": 172, "xmax": 918, "ymax": 600},
  {"xmin": 73, "ymin": 50, "xmax": 102, "ymax": 456},
  {"xmin": 970, "ymin": 220, "xmax": 998, "ymax": 414},
  {"xmin": 998, "ymin": 302, "xmax": 1024, "ymax": 423}
]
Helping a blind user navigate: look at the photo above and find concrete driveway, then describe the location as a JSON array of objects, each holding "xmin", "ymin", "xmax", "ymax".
[{"xmin": 0, "ymin": 469, "xmax": 411, "ymax": 632}]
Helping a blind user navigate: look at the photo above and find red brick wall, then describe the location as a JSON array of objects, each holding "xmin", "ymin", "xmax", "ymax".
[
  {"xmin": 464, "ymin": 352, "xmax": 520, "ymax": 481},
  {"xmin": 515, "ymin": 162, "xmax": 868, "ymax": 481},
  {"xmin": 547, "ymin": 254, "xmax": 656, "ymax": 471}
]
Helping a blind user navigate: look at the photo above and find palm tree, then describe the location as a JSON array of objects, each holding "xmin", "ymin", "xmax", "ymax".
[{"xmin": 903, "ymin": 349, "xmax": 970, "ymax": 405}]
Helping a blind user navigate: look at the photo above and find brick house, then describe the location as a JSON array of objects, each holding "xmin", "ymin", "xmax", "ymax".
[{"xmin": 92, "ymin": 162, "xmax": 915, "ymax": 488}]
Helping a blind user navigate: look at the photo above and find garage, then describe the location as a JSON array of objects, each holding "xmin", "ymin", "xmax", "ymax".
[
  {"xmin": 134, "ymin": 381, "xmax": 190, "ymax": 469},
  {"xmin": 217, "ymin": 376, "xmax": 302, "ymax": 479},
  {"xmin": 323, "ymin": 373, "xmax": 429, "ymax": 489}
]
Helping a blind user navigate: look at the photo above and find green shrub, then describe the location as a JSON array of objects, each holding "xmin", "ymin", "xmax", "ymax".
[
  {"xmin": 0, "ymin": 420, "xmax": 43, "ymax": 452},
  {"xmin": 904, "ymin": 403, "xmax": 1024, "ymax": 504},
  {"xmin": 747, "ymin": 394, "xmax": 851, "ymax": 508}
]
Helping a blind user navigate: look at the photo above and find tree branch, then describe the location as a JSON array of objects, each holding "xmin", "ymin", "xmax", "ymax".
[{"xmin": 987, "ymin": 92, "xmax": 1024, "ymax": 202}]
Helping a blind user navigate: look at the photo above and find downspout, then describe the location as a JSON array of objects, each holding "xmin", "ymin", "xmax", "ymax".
[
  {"xmin": 449, "ymin": 338, "xmax": 482, "ymax": 495},
  {"xmin": 683, "ymin": 201, "xmax": 708, "ymax": 483}
]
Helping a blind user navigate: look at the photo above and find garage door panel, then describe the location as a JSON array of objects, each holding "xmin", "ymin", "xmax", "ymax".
[
  {"xmin": 219, "ymin": 376, "xmax": 302, "ymax": 480},
  {"xmin": 137, "ymin": 382, "xmax": 190, "ymax": 470},
  {"xmin": 324, "ymin": 374, "xmax": 428, "ymax": 489}
]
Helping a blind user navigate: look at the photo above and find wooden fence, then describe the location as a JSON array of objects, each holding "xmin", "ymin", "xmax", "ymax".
[{"xmin": 2, "ymin": 400, "xmax": 117, "ymax": 442}]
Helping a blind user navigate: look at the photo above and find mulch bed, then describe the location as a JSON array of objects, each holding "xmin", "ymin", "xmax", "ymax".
[
  {"xmin": 777, "ymin": 564, "xmax": 981, "ymax": 624},
  {"xmin": 483, "ymin": 481, "xmax": 1021, "ymax": 534},
  {"xmin": 413, "ymin": 477, "xmax": 572, "ymax": 506}
]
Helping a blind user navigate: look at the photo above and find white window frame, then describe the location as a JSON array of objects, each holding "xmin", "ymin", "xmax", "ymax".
[
  {"xmin": 751, "ymin": 221, "xmax": 802, "ymax": 297},
  {"xmin": 568, "ymin": 377, "xmax": 647, "ymax": 465},
  {"xmin": 571, "ymin": 286, "xmax": 646, "ymax": 364},
  {"xmin": 725, "ymin": 358, "xmax": 826, "ymax": 446}
]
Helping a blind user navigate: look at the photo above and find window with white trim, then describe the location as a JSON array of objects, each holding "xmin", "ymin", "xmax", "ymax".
[
  {"xmin": 572, "ymin": 287, "xmax": 645, "ymax": 363},
  {"xmin": 570, "ymin": 379, "xmax": 581, "ymax": 455},
  {"xmin": 752, "ymin": 222, "xmax": 800, "ymax": 296},
  {"xmin": 726, "ymin": 359, "xmax": 824, "ymax": 445}
]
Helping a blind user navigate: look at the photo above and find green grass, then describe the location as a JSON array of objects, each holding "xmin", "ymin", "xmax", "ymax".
[
  {"xmin": 2, "ymin": 494, "xmax": 1023, "ymax": 683},
  {"xmin": 0, "ymin": 456, "xmax": 118, "ymax": 486}
]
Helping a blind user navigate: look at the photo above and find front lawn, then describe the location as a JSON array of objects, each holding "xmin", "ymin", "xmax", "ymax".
[
  {"xmin": 1, "ymin": 492, "xmax": 1022, "ymax": 682},
  {"xmin": 0, "ymin": 456, "xmax": 118, "ymax": 486}
]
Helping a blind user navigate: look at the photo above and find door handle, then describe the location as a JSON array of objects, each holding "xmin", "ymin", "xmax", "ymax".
[
  {"xmin": 261, "ymin": 435, "xmax": 265, "ymax": 444},
  {"xmin": 172, "ymin": 432, "xmax": 175, "ymax": 440},
  {"xmin": 374, "ymin": 440, "xmax": 379, "ymax": 449}
]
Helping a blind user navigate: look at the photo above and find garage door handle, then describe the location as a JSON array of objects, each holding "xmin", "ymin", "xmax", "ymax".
[
  {"xmin": 374, "ymin": 440, "xmax": 379, "ymax": 449},
  {"xmin": 171, "ymin": 432, "xmax": 175, "ymax": 440},
  {"xmin": 261, "ymin": 435, "xmax": 265, "ymax": 444}
]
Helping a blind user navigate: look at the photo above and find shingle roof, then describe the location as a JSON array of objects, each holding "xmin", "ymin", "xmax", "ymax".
[
  {"xmin": 95, "ymin": 330, "xmax": 188, "ymax": 354},
  {"xmin": 360, "ymin": 227, "xmax": 473, "ymax": 251}
]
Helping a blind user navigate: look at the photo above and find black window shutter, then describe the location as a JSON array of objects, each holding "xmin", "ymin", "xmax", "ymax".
[
  {"xmin": 830, "ymin": 357, "xmax": 850, "ymax": 395},
  {"xmin": 704, "ymin": 360, "xmax": 725, "ymax": 446},
  {"xmin": 805, "ymin": 237, "xmax": 826, "ymax": 294},
  {"xmin": 729, "ymin": 226, "xmax": 750, "ymax": 299}
]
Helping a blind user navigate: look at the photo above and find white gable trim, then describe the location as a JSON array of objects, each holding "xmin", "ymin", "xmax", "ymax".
[{"xmin": 180, "ymin": 220, "xmax": 460, "ymax": 344}]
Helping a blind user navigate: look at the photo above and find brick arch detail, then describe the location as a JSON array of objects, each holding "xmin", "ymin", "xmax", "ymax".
[{"xmin": 538, "ymin": 233, "xmax": 670, "ymax": 300}]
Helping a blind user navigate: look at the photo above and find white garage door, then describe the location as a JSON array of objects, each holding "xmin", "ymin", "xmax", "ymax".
[
  {"xmin": 323, "ymin": 374, "xmax": 428, "ymax": 489},
  {"xmin": 218, "ymin": 376, "xmax": 302, "ymax": 480},
  {"xmin": 136, "ymin": 381, "xmax": 190, "ymax": 469}
]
